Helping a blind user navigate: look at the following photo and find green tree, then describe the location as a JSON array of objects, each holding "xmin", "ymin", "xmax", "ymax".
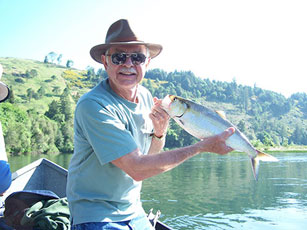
[
  {"xmin": 27, "ymin": 88, "xmax": 35, "ymax": 101},
  {"xmin": 0, "ymin": 103, "xmax": 31, "ymax": 155},
  {"xmin": 29, "ymin": 114, "xmax": 59, "ymax": 154},
  {"xmin": 26, "ymin": 69, "xmax": 38, "ymax": 78},
  {"xmin": 52, "ymin": 86, "xmax": 61, "ymax": 95},
  {"xmin": 66, "ymin": 60, "xmax": 74, "ymax": 68},
  {"xmin": 59, "ymin": 88, "xmax": 74, "ymax": 121},
  {"xmin": 57, "ymin": 54, "xmax": 63, "ymax": 65},
  {"xmin": 237, "ymin": 120, "xmax": 246, "ymax": 133},
  {"xmin": 45, "ymin": 100, "xmax": 61, "ymax": 120},
  {"xmin": 37, "ymin": 86, "xmax": 46, "ymax": 98},
  {"xmin": 45, "ymin": 52, "xmax": 58, "ymax": 63},
  {"xmin": 257, "ymin": 132, "xmax": 274, "ymax": 147},
  {"xmin": 8, "ymin": 86, "xmax": 15, "ymax": 103}
]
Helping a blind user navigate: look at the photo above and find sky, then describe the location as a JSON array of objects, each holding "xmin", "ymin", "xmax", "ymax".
[{"xmin": 1, "ymin": 0, "xmax": 307, "ymax": 97}]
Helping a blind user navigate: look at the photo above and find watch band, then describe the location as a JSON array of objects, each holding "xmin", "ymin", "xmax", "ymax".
[{"xmin": 150, "ymin": 133, "xmax": 165, "ymax": 140}]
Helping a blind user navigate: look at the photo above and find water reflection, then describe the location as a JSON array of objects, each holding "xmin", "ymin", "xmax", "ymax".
[
  {"xmin": 8, "ymin": 152, "xmax": 307, "ymax": 230},
  {"xmin": 142, "ymin": 152, "xmax": 307, "ymax": 229}
]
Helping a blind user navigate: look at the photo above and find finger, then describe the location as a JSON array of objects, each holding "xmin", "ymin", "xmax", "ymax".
[
  {"xmin": 150, "ymin": 110, "xmax": 162, "ymax": 120},
  {"xmin": 153, "ymin": 104, "xmax": 168, "ymax": 114},
  {"xmin": 220, "ymin": 127, "xmax": 235, "ymax": 140},
  {"xmin": 155, "ymin": 109, "xmax": 168, "ymax": 117},
  {"xmin": 153, "ymin": 97, "xmax": 162, "ymax": 105}
]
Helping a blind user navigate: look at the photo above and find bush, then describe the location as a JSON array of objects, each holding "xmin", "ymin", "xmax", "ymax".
[{"xmin": 15, "ymin": 78, "xmax": 25, "ymax": 83}]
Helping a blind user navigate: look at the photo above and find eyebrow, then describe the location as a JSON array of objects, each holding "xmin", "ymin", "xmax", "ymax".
[{"xmin": 112, "ymin": 46, "xmax": 146, "ymax": 53}]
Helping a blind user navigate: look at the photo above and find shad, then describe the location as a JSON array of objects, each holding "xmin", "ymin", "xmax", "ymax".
[{"xmin": 161, "ymin": 95, "xmax": 278, "ymax": 180}]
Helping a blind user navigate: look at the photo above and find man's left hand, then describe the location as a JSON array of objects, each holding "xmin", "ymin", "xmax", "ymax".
[{"xmin": 149, "ymin": 97, "xmax": 170, "ymax": 137}]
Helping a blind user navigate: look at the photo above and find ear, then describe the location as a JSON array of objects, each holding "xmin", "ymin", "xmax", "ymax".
[
  {"xmin": 145, "ymin": 57, "xmax": 151, "ymax": 68},
  {"xmin": 101, "ymin": 55, "xmax": 108, "ymax": 69}
]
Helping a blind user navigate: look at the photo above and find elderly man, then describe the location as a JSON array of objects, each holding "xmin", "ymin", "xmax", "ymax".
[
  {"xmin": 0, "ymin": 64, "xmax": 12, "ymax": 196},
  {"xmin": 67, "ymin": 19, "xmax": 234, "ymax": 230}
]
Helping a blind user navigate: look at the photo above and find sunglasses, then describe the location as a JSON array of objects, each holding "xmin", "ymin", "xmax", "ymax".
[{"xmin": 108, "ymin": 52, "xmax": 147, "ymax": 65}]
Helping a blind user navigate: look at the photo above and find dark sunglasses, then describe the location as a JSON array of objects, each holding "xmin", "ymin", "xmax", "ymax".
[{"xmin": 109, "ymin": 53, "xmax": 147, "ymax": 65}]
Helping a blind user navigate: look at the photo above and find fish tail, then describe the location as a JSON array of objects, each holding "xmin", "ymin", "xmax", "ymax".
[
  {"xmin": 250, "ymin": 150, "xmax": 279, "ymax": 181},
  {"xmin": 250, "ymin": 157, "xmax": 260, "ymax": 181},
  {"xmin": 256, "ymin": 150, "xmax": 279, "ymax": 162}
]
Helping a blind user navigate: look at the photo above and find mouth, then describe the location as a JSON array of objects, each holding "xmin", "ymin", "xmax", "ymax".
[
  {"xmin": 119, "ymin": 72, "xmax": 136, "ymax": 76},
  {"xmin": 118, "ymin": 68, "xmax": 137, "ymax": 76}
]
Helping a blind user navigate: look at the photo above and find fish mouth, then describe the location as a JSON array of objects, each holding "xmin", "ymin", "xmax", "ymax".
[
  {"xmin": 168, "ymin": 95, "xmax": 188, "ymax": 118},
  {"xmin": 176, "ymin": 112, "xmax": 185, "ymax": 118},
  {"xmin": 169, "ymin": 95, "xmax": 176, "ymax": 102}
]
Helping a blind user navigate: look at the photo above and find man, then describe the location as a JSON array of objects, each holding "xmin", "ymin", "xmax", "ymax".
[
  {"xmin": 0, "ymin": 63, "xmax": 12, "ymax": 196},
  {"xmin": 67, "ymin": 19, "xmax": 234, "ymax": 230}
]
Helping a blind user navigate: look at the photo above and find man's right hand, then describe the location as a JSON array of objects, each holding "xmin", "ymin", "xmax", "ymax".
[{"xmin": 195, "ymin": 127, "xmax": 235, "ymax": 155}]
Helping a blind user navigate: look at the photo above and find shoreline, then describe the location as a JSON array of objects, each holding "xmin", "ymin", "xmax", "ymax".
[{"xmin": 261, "ymin": 145, "xmax": 307, "ymax": 153}]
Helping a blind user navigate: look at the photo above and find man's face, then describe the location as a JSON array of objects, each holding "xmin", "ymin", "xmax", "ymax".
[{"xmin": 102, "ymin": 45, "xmax": 150, "ymax": 93}]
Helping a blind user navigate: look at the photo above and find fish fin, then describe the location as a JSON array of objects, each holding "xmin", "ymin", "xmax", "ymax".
[
  {"xmin": 250, "ymin": 150, "xmax": 278, "ymax": 181},
  {"xmin": 250, "ymin": 157, "xmax": 260, "ymax": 181},
  {"xmin": 256, "ymin": 150, "xmax": 279, "ymax": 162},
  {"xmin": 215, "ymin": 110, "xmax": 226, "ymax": 119},
  {"xmin": 179, "ymin": 119, "xmax": 185, "ymax": 126}
]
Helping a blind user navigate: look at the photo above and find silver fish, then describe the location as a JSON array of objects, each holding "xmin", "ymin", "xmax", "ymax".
[{"xmin": 161, "ymin": 95, "xmax": 278, "ymax": 180}]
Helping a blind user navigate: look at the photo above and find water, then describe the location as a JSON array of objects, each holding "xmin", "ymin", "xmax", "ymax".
[{"xmin": 8, "ymin": 152, "xmax": 307, "ymax": 229}]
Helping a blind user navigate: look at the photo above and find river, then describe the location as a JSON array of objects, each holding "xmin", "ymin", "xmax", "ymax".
[{"xmin": 8, "ymin": 152, "xmax": 307, "ymax": 230}]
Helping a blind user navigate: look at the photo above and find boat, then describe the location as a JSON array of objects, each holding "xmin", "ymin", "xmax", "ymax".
[{"xmin": 2, "ymin": 158, "xmax": 172, "ymax": 230}]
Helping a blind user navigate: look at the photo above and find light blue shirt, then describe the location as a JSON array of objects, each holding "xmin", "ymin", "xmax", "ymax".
[
  {"xmin": 0, "ymin": 122, "xmax": 11, "ymax": 194},
  {"xmin": 67, "ymin": 79, "xmax": 154, "ymax": 225}
]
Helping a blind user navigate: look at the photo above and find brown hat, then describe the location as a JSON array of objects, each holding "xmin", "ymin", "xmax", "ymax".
[
  {"xmin": 0, "ymin": 64, "xmax": 10, "ymax": 103},
  {"xmin": 90, "ymin": 19, "xmax": 163, "ymax": 64}
]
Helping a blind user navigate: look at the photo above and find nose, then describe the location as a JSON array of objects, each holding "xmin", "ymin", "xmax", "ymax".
[{"xmin": 123, "ymin": 55, "xmax": 134, "ymax": 67}]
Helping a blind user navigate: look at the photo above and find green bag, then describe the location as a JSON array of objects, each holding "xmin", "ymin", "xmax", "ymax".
[{"xmin": 21, "ymin": 198, "xmax": 70, "ymax": 230}]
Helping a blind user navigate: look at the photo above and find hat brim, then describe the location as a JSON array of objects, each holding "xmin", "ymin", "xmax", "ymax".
[
  {"xmin": 90, "ymin": 42, "xmax": 162, "ymax": 64},
  {"xmin": 0, "ymin": 81, "xmax": 9, "ymax": 103}
]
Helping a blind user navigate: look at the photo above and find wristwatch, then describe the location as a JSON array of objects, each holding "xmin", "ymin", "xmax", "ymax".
[{"xmin": 150, "ymin": 133, "xmax": 165, "ymax": 140}]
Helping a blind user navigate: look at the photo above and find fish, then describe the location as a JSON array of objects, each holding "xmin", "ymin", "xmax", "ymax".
[{"xmin": 161, "ymin": 95, "xmax": 278, "ymax": 180}]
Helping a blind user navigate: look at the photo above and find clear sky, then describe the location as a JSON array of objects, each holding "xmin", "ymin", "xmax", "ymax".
[{"xmin": 1, "ymin": 0, "xmax": 307, "ymax": 97}]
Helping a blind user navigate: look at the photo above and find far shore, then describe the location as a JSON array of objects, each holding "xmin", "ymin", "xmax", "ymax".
[{"xmin": 263, "ymin": 145, "xmax": 307, "ymax": 153}]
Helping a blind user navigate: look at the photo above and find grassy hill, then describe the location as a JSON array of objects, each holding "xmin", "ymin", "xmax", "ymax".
[
  {"xmin": 0, "ymin": 57, "xmax": 90, "ymax": 113},
  {"xmin": 1, "ymin": 57, "xmax": 307, "ymax": 154}
]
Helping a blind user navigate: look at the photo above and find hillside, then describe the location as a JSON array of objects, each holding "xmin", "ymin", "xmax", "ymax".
[
  {"xmin": 1, "ymin": 57, "xmax": 307, "ymax": 155},
  {"xmin": 0, "ymin": 57, "xmax": 91, "ymax": 113}
]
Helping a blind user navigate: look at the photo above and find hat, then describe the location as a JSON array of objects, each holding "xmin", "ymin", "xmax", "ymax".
[
  {"xmin": 90, "ymin": 19, "xmax": 163, "ymax": 64},
  {"xmin": 0, "ymin": 64, "xmax": 10, "ymax": 103}
]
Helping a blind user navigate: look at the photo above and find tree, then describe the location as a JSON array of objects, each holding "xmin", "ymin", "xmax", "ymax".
[
  {"xmin": 45, "ymin": 100, "xmax": 61, "ymax": 121},
  {"xmin": 37, "ymin": 86, "xmax": 46, "ymax": 98},
  {"xmin": 60, "ymin": 92, "xmax": 73, "ymax": 121},
  {"xmin": 26, "ymin": 69, "xmax": 38, "ymax": 78},
  {"xmin": 66, "ymin": 60, "xmax": 74, "ymax": 68},
  {"xmin": 0, "ymin": 103, "xmax": 32, "ymax": 155},
  {"xmin": 52, "ymin": 86, "xmax": 61, "ymax": 95},
  {"xmin": 57, "ymin": 54, "xmax": 63, "ymax": 65},
  {"xmin": 26, "ymin": 88, "xmax": 35, "ymax": 101},
  {"xmin": 257, "ymin": 132, "xmax": 274, "ymax": 147},
  {"xmin": 8, "ymin": 86, "xmax": 15, "ymax": 103},
  {"xmin": 86, "ymin": 66, "xmax": 95, "ymax": 81},
  {"xmin": 237, "ymin": 120, "xmax": 246, "ymax": 133},
  {"xmin": 290, "ymin": 125, "xmax": 304, "ymax": 144},
  {"xmin": 45, "ymin": 52, "xmax": 58, "ymax": 63},
  {"xmin": 30, "ymin": 114, "xmax": 59, "ymax": 154}
]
